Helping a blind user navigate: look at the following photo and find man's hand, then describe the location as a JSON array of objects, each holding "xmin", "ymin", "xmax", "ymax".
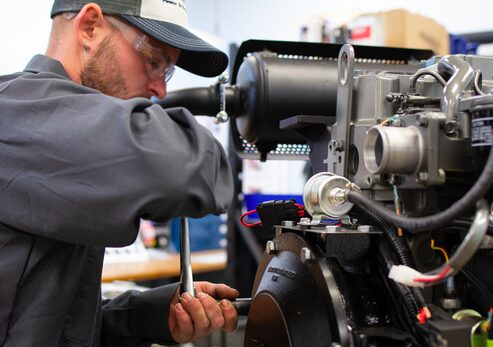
[{"xmin": 169, "ymin": 281, "xmax": 239, "ymax": 343}]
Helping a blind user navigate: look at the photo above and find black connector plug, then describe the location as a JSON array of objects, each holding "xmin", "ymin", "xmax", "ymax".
[{"xmin": 256, "ymin": 199, "xmax": 303, "ymax": 228}]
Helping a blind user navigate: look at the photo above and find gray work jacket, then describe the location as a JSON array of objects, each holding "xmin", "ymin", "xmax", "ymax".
[{"xmin": 0, "ymin": 55, "xmax": 233, "ymax": 347}]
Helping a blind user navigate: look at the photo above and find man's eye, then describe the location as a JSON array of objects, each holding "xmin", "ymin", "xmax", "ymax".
[{"xmin": 146, "ymin": 56, "xmax": 160, "ymax": 70}]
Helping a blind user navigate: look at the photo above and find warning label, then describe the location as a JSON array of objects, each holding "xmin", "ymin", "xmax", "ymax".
[{"xmin": 472, "ymin": 117, "xmax": 493, "ymax": 147}]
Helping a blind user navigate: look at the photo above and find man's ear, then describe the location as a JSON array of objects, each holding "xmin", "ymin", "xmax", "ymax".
[{"xmin": 73, "ymin": 3, "xmax": 106, "ymax": 53}]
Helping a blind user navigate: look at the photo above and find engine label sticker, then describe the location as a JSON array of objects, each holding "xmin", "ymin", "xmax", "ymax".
[
  {"xmin": 472, "ymin": 117, "xmax": 493, "ymax": 146},
  {"xmin": 268, "ymin": 266, "xmax": 297, "ymax": 280}
]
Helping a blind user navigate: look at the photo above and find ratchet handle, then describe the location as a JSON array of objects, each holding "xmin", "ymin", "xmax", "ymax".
[{"xmin": 179, "ymin": 217, "xmax": 195, "ymax": 298}]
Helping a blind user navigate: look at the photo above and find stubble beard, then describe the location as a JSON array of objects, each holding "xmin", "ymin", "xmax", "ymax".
[{"xmin": 80, "ymin": 36, "xmax": 130, "ymax": 99}]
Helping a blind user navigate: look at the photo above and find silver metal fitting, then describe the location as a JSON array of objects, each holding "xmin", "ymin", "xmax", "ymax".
[
  {"xmin": 298, "ymin": 218, "xmax": 312, "ymax": 225},
  {"xmin": 215, "ymin": 74, "xmax": 230, "ymax": 124},
  {"xmin": 440, "ymin": 297, "xmax": 462, "ymax": 310},
  {"xmin": 325, "ymin": 225, "xmax": 344, "ymax": 232},
  {"xmin": 303, "ymin": 172, "xmax": 354, "ymax": 218},
  {"xmin": 300, "ymin": 247, "xmax": 313, "ymax": 263},
  {"xmin": 328, "ymin": 187, "xmax": 347, "ymax": 205},
  {"xmin": 265, "ymin": 240, "xmax": 277, "ymax": 254},
  {"xmin": 357, "ymin": 225, "xmax": 374, "ymax": 232}
]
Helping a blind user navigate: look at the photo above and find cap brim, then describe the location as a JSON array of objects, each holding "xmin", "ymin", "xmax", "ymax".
[{"xmin": 121, "ymin": 15, "xmax": 228, "ymax": 77}]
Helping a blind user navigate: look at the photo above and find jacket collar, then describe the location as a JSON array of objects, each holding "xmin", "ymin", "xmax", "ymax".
[{"xmin": 23, "ymin": 55, "xmax": 72, "ymax": 80}]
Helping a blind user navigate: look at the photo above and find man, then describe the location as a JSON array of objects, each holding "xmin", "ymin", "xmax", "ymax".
[{"xmin": 0, "ymin": 0, "xmax": 238, "ymax": 346}]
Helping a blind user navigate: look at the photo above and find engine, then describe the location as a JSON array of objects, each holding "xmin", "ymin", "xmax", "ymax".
[{"xmin": 159, "ymin": 40, "xmax": 493, "ymax": 347}]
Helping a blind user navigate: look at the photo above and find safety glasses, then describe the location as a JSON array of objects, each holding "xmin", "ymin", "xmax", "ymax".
[{"xmin": 106, "ymin": 16, "xmax": 176, "ymax": 83}]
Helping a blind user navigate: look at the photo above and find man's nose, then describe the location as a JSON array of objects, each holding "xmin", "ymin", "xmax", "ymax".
[{"xmin": 148, "ymin": 77, "xmax": 167, "ymax": 99}]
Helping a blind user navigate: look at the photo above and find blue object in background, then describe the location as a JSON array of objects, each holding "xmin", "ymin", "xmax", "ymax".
[
  {"xmin": 243, "ymin": 194, "xmax": 304, "ymax": 221},
  {"xmin": 449, "ymin": 34, "xmax": 479, "ymax": 54},
  {"xmin": 171, "ymin": 214, "xmax": 226, "ymax": 252}
]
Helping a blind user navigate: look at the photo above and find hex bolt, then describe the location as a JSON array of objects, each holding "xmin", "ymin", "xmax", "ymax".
[
  {"xmin": 218, "ymin": 74, "xmax": 229, "ymax": 84},
  {"xmin": 326, "ymin": 225, "xmax": 344, "ymax": 232},
  {"xmin": 300, "ymin": 247, "xmax": 312, "ymax": 263},
  {"xmin": 266, "ymin": 240, "xmax": 277, "ymax": 254},
  {"xmin": 332, "ymin": 139, "xmax": 344, "ymax": 152},
  {"xmin": 444, "ymin": 121, "xmax": 458, "ymax": 136},
  {"xmin": 281, "ymin": 220, "xmax": 295, "ymax": 227},
  {"xmin": 417, "ymin": 172, "xmax": 429, "ymax": 183},
  {"xmin": 357, "ymin": 225, "xmax": 374, "ymax": 232},
  {"xmin": 417, "ymin": 114, "xmax": 428, "ymax": 127}
]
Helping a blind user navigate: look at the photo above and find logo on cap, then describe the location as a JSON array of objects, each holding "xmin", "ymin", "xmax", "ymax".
[{"xmin": 162, "ymin": 0, "xmax": 187, "ymax": 11}]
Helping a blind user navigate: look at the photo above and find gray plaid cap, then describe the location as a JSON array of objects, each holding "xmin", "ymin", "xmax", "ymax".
[{"xmin": 51, "ymin": 0, "xmax": 228, "ymax": 77}]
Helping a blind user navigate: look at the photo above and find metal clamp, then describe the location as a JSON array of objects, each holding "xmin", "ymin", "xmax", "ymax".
[{"xmin": 215, "ymin": 75, "xmax": 230, "ymax": 124}]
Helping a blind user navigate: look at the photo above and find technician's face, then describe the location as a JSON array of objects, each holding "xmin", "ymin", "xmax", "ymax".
[{"xmin": 80, "ymin": 19, "xmax": 180, "ymax": 100}]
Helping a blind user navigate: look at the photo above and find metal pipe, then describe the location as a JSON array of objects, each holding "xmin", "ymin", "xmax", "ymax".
[
  {"xmin": 363, "ymin": 125, "xmax": 425, "ymax": 174},
  {"xmin": 438, "ymin": 55, "xmax": 475, "ymax": 121},
  {"xmin": 179, "ymin": 217, "xmax": 195, "ymax": 297},
  {"xmin": 409, "ymin": 67, "xmax": 447, "ymax": 92}
]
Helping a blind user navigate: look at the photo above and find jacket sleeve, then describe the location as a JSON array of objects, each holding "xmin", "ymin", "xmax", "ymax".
[
  {"xmin": 0, "ymin": 94, "xmax": 234, "ymax": 247},
  {"xmin": 101, "ymin": 283, "xmax": 180, "ymax": 346}
]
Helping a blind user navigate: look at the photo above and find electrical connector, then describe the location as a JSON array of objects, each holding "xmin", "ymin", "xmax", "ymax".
[
  {"xmin": 388, "ymin": 265, "xmax": 426, "ymax": 288},
  {"xmin": 256, "ymin": 199, "xmax": 304, "ymax": 228}
]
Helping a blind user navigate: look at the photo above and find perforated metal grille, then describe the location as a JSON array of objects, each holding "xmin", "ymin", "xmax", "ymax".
[
  {"xmin": 238, "ymin": 137, "xmax": 310, "ymax": 160},
  {"xmin": 276, "ymin": 53, "xmax": 406, "ymax": 65}
]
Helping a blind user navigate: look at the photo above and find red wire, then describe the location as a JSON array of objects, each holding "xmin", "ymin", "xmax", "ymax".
[
  {"xmin": 240, "ymin": 203, "xmax": 307, "ymax": 228},
  {"xmin": 240, "ymin": 209, "xmax": 262, "ymax": 227},
  {"xmin": 414, "ymin": 265, "xmax": 452, "ymax": 283},
  {"xmin": 295, "ymin": 203, "xmax": 305, "ymax": 217}
]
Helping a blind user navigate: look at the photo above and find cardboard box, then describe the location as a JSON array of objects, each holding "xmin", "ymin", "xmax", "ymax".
[{"xmin": 347, "ymin": 9, "xmax": 449, "ymax": 55}]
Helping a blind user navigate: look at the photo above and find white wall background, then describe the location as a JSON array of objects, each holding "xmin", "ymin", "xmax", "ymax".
[{"xmin": 186, "ymin": 0, "xmax": 493, "ymax": 46}]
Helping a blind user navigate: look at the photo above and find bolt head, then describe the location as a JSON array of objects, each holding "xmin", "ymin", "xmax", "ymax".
[
  {"xmin": 266, "ymin": 240, "xmax": 276, "ymax": 254},
  {"xmin": 218, "ymin": 74, "xmax": 229, "ymax": 83},
  {"xmin": 299, "ymin": 218, "xmax": 311, "ymax": 225},
  {"xmin": 300, "ymin": 247, "xmax": 312, "ymax": 263},
  {"xmin": 215, "ymin": 111, "xmax": 229, "ymax": 123},
  {"xmin": 357, "ymin": 225, "xmax": 374, "ymax": 232}
]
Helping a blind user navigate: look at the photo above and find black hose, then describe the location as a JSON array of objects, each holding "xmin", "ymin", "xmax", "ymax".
[
  {"xmin": 347, "ymin": 148, "xmax": 493, "ymax": 232},
  {"xmin": 354, "ymin": 207, "xmax": 414, "ymax": 267},
  {"xmin": 355, "ymin": 207, "xmax": 428, "ymax": 309},
  {"xmin": 377, "ymin": 241, "xmax": 420, "ymax": 325}
]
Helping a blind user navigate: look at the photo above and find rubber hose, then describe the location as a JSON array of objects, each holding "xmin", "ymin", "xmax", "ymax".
[{"xmin": 347, "ymin": 148, "xmax": 493, "ymax": 232}]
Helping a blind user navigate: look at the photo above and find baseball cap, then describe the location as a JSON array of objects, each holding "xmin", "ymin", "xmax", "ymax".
[{"xmin": 51, "ymin": 0, "xmax": 228, "ymax": 77}]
